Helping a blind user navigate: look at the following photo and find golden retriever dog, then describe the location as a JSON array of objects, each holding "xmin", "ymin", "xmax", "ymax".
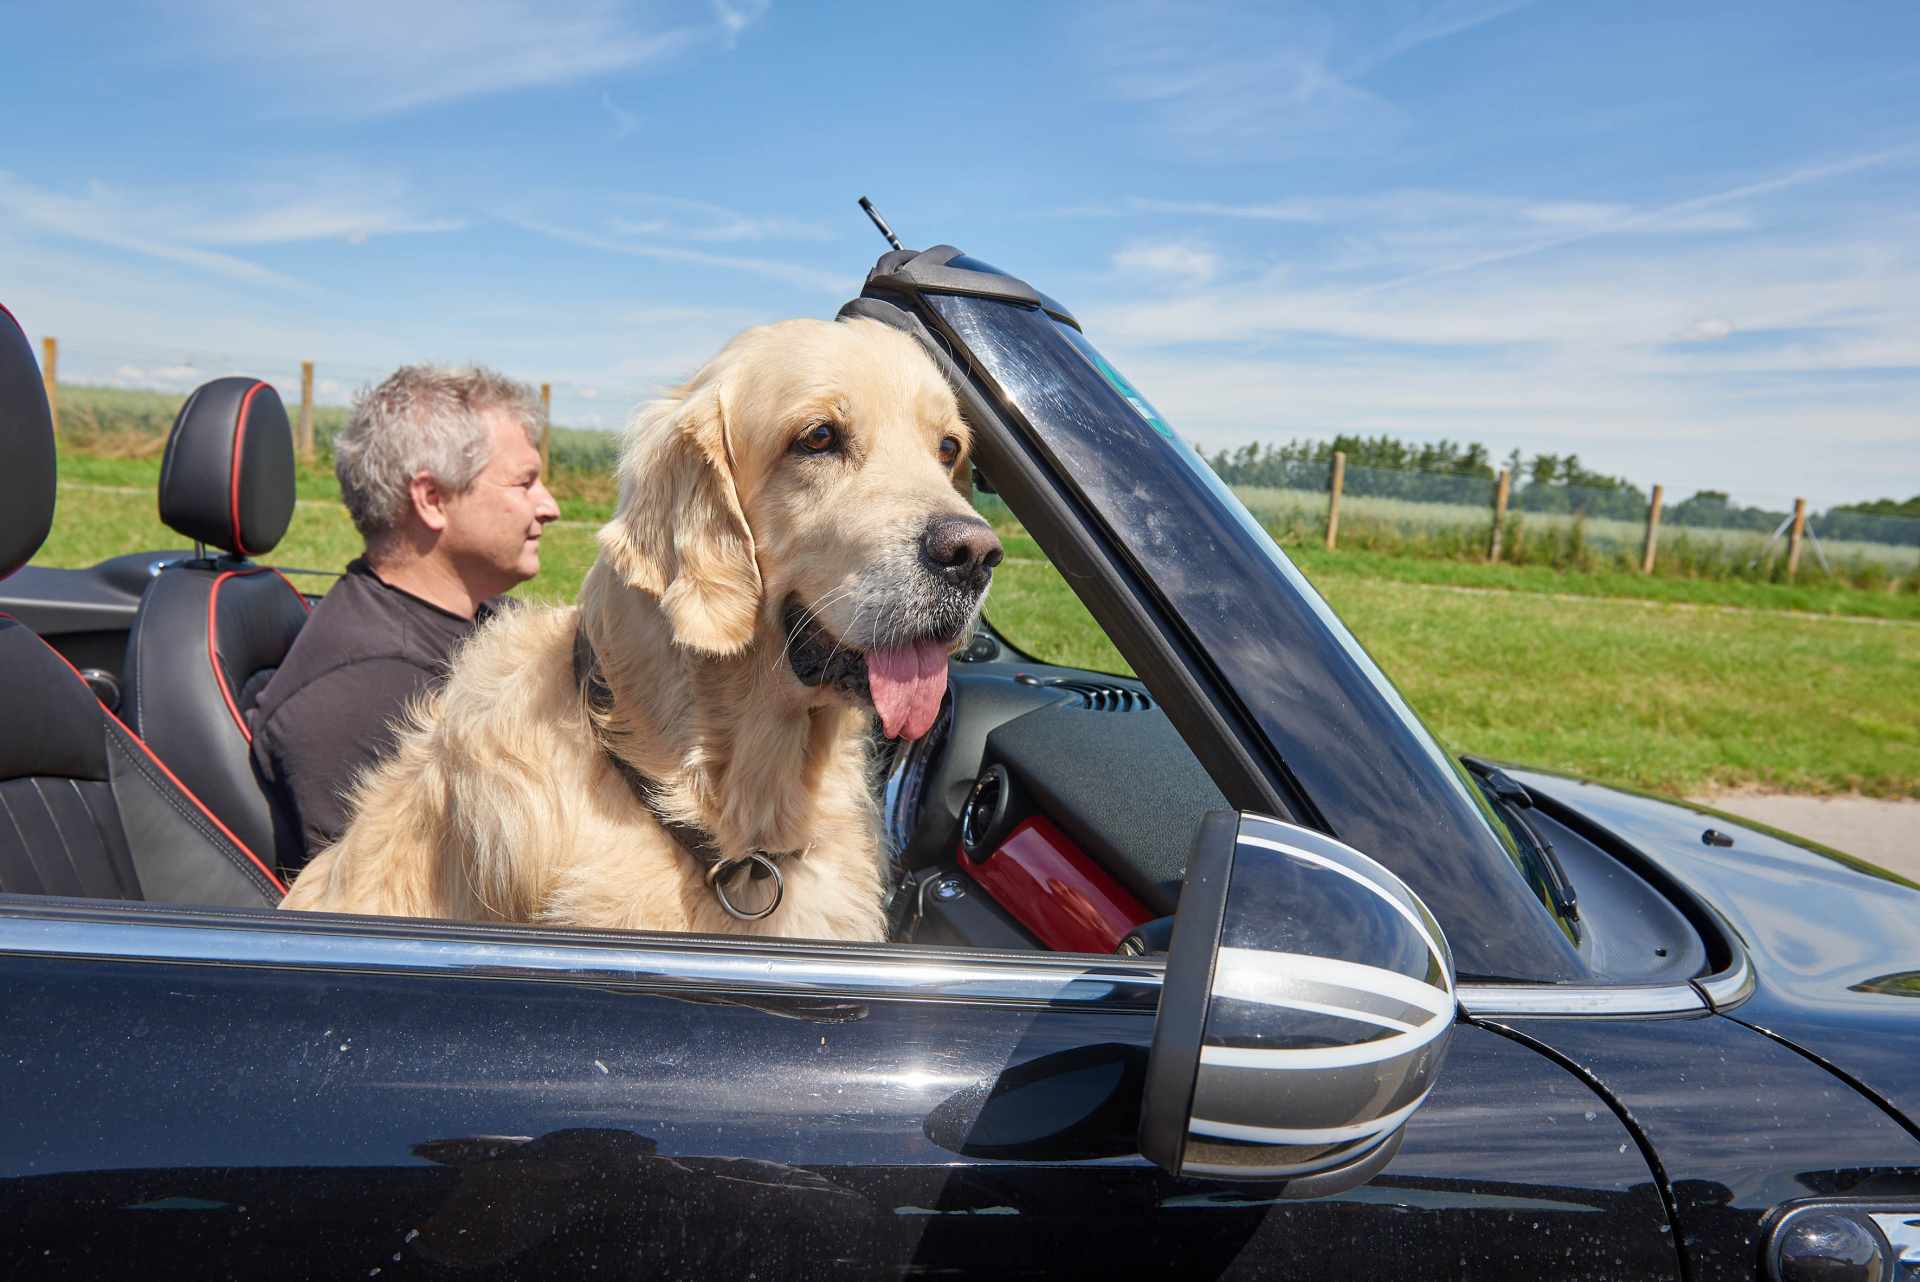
[{"xmin": 280, "ymin": 317, "xmax": 1001, "ymax": 940}]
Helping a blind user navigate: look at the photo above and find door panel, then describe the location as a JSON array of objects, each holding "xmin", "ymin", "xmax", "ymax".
[{"xmin": 1, "ymin": 948, "xmax": 1672, "ymax": 1279}]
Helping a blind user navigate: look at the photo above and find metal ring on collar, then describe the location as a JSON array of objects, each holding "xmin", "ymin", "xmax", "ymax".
[{"xmin": 708, "ymin": 854, "xmax": 783, "ymax": 921}]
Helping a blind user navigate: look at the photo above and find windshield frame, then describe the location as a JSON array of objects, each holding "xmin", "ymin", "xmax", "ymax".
[{"xmin": 852, "ymin": 254, "xmax": 1589, "ymax": 983}]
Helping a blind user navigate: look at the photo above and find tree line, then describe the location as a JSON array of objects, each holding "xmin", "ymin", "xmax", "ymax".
[{"xmin": 1201, "ymin": 433, "xmax": 1919, "ymax": 546}]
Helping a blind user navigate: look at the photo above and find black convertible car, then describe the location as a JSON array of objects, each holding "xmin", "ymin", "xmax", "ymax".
[{"xmin": 0, "ymin": 249, "xmax": 1917, "ymax": 1282}]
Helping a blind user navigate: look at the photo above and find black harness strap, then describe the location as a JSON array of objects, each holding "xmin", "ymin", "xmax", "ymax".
[{"xmin": 571, "ymin": 625, "xmax": 792, "ymax": 919}]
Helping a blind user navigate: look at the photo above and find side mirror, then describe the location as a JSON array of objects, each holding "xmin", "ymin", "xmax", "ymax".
[{"xmin": 1140, "ymin": 812, "xmax": 1456, "ymax": 1195}]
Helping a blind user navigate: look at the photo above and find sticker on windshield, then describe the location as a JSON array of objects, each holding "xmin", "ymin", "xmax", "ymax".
[{"xmin": 1084, "ymin": 347, "xmax": 1177, "ymax": 441}]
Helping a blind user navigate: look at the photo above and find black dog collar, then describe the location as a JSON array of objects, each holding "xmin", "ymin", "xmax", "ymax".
[{"xmin": 571, "ymin": 625, "xmax": 797, "ymax": 921}]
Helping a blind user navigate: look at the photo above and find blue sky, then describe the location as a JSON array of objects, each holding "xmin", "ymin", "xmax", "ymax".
[{"xmin": 3, "ymin": 1, "xmax": 1917, "ymax": 507}]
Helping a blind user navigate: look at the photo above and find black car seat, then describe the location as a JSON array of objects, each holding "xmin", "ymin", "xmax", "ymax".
[
  {"xmin": 0, "ymin": 304, "xmax": 284, "ymax": 906},
  {"xmin": 122, "ymin": 378, "xmax": 310, "ymax": 871}
]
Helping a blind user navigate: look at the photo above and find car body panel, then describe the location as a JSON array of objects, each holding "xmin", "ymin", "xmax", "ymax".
[
  {"xmin": 1485, "ymin": 1013, "xmax": 1920, "ymax": 1282},
  {"xmin": 1512, "ymin": 769, "xmax": 1920, "ymax": 1130},
  {"xmin": 0, "ymin": 910, "xmax": 1675, "ymax": 1279}
]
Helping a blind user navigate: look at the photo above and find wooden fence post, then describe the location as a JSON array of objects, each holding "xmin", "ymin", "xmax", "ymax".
[
  {"xmin": 1786, "ymin": 497, "xmax": 1807, "ymax": 580},
  {"xmin": 41, "ymin": 337, "xmax": 58, "ymax": 438},
  {"xmin": 297, "ymin": 361, "xmax": 315, "ymax": 463},
  {"xmin": 1489, "ymin": 467, "xmax": 1511, "ymax": 562},
  {"xmin": 539, "ymin": 383, "xmax": 552, "ymax": 475},
  {"xmin": 1324, "ymin": 450, "xmax": 1346, "ymax": 551},
  {"xmin": 1641, "ymin": 483, "xmax": 1664, "ymax": 574}
]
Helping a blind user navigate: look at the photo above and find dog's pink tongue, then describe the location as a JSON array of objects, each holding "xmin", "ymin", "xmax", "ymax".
[{"xmin": 866, "ymin": 639, "xmax": 950, "ymax": 741}]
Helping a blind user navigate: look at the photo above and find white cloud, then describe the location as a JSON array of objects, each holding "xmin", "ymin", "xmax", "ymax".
[
  {"xmin": 601, "ymin": 92, "xmax": 642, "ymax": 140},
  {"xmin": 180, "ymin": 0, "xmax": 766, "ymax": 118},
  {"xmin": 508, "ymin": 215, "xmax": 848, "ymax": 292},
  {"xmin": 1060, "ymin": 149, "xmax": 1920, "ymax": 509},
  {"xmin": 0, "ymin": 228, "xmax": 780, "ymax": 430},
  {"xmin": 0, "ymin": 173, "xmax": 297, "ymax": 288},
  {"xmin": 1113, "ymin": 242, "xmax": 1218, "ymax": 286},
  {"xmin": 0, "ymin": 170, "xmax": 464, "ymax": 291},
  {"xmin": 713, "ymin": 0, "xmax": 770, "ymax": 43},
  {"xmin": 1089, "ymin": 1, "xmax": 1531, "ymax": 161},
  {"xmin": 1674, "ymin": 318, "xmax": 1736, "ymax": 343},
  {"xmin": 607, "ymin": 196, "xmax": 833, "ymax": 243},
  {"xmin": 109, "ymin": 364, "xmax": 207, "ymax": 393}
]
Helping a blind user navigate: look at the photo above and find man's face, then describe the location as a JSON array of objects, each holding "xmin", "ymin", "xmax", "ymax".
[{"xmin": 440, "ymin": 409, "xmax": 561, "ymax": 597}]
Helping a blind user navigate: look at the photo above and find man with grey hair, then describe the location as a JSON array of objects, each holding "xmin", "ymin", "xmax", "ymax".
[{"xmin": 252, "ymin": 365, "xmax": 560, "ymax": 870}]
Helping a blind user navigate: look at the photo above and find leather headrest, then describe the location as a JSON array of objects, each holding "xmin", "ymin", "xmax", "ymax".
[
  {"xmin": 0, "ymin": 304, "xmax": 56, "ymax": 580},
  {"xmin": 158, "ymin": 377, "xmax": 295, "ymax": 556}
]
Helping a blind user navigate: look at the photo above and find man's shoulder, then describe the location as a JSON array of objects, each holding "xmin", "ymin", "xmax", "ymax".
[
  {"xmin": 291, "ymin": 569, "xmax": 425, "ymax": 666},
  {"xmin": 254, "ymin": 571, "xmax": 437, "ymax": 725}
]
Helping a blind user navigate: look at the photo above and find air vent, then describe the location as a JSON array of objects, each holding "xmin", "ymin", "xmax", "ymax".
[{"xmin": 1053, "ymin": 680, "xmax": 1154, "ymax": 712}]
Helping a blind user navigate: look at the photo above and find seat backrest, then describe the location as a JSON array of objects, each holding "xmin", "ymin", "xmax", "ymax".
[
  {"xmin": 124, "ymin": 377, "xmax": 307, "ymax": 870},
  {"xmin": 1, "ymin": 618, "xmax": 284, "ymax": 905},
  {"xmin": 0, "ymin": 307, "xmax": 282, "ymax": 908},
  {"xmin": 0, "ymin": 303, "xmax": 54, "ymax": 584}
]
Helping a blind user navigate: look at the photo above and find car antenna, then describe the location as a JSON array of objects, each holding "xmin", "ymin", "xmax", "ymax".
[{"xmin": 857, "ymin": 196, "xmax": 904, "ymax": 251}]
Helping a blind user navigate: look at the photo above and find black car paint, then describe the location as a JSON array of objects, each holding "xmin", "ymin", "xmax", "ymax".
[
  {"xmin": 1486, "ymin": 1014, "xmax": 1920, "ymax": 1282},
  {"xmin": 0, "ymin": 938, "xmax": 1676, "ymax": 1280},
  {"xmin": 1512, "ymin": 769, "xmax": 1920, "ymax": 1133}
]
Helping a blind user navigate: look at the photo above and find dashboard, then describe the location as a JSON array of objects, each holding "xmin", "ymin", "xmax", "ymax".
[{"xmin": 882, "ymin": 637, "xmax": 1226, "ymax": 955}]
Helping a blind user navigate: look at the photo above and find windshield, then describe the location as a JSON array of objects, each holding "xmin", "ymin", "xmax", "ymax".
[{"xmin": 925, "ymin": 291, "xmax": 1578, "ymax": 981}]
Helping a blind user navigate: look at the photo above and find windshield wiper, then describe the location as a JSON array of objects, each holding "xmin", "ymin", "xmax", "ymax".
[{"xmin": 1462, "ymin": 757, "xmax": 1580, "ymax": 928}]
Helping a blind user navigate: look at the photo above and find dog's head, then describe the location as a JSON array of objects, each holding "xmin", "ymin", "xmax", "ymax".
[{"xmin": 599, "ymin": 317, "xmax": 1000, "ymax": 741}]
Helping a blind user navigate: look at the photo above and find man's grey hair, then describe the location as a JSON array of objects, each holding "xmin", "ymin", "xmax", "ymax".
[{"xmin": 334, "ymin": 365, "xmax": 545, "ymax": 540}]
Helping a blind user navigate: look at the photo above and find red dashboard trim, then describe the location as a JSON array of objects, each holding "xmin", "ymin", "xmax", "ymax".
[{"xmin": 960, "ymin": 815, "xmax": 1153, "ymax": 953}]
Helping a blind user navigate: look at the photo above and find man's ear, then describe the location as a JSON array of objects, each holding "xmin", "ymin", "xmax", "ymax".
[
  {"xmin": 408, "ymin": 472, "xmax": 451, "ymax": 533},
  {"xmin": 597, "ymin": 385, "xmax": 763, "ymax": 656}
]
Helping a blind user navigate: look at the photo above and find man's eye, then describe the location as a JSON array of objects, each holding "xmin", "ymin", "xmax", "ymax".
[
  {"xmin": 937, "ymin": 435, "xmax": 961, "ymax": 467},
  {"xmin": 795, "ymin": 422, "xmax": 840, "ymax": 454}
]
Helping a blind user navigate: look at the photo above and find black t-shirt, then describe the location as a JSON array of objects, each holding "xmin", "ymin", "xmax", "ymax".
[{"xmin": 250, "ymin": 558, "xmax": 506, "ymax": 874}]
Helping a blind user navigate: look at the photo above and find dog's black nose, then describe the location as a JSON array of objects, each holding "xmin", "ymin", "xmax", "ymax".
[{"xmin": 920, "ymin": 515, "xmax": 1003, "ymax": 589}]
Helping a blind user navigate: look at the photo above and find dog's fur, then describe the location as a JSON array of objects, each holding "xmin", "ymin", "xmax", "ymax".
[{"xmin": 279, "ymin": 318, "xmax": 991, "ymax": 940}]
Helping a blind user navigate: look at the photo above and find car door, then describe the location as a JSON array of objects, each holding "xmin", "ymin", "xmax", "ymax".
[{"xmin": 0, "ymin": 896, "xmax": 1677, "ymax": 1280}]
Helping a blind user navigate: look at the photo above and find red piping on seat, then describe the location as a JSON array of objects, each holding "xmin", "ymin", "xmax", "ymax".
[
  {"xmin": 229, "ymin": 381, "xmax": 267, "ymax": 557},
  {"xmin": 267, "ymin": 567, "xmax": 314, "ymax": 615},
  {"xmin": 206, "ymin": 567, "xmax": 310, "ymax": 739},
  {"xmin": 207, "ymin": 570, "xmax": 255, "ymax": 742},
  {"xmin": 24, "ymin": 622, "xmax": 287, "ymax": 895},
  {"xmin": 0, "ymin": 301, "xmax": 21, "ymax": 330}
]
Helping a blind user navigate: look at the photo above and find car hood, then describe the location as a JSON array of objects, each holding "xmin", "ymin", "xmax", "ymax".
[{"xmin": 1511, "ymin": 769, "xmax": 1920, "ymax": 1129}]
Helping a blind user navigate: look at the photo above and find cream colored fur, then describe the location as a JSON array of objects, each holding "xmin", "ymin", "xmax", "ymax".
[{"xmin": 280, "ymin": 317, "xmax": 983, "ymax": 941}]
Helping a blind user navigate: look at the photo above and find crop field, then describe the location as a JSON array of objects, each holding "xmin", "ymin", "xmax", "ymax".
[
  {"xmin": 35, "ymin": 447, "xmax": 1920, "ymax": 800},
  {"xmin": 1232, "ymin": 483, "xmax": 1920, "ymax": 576}
]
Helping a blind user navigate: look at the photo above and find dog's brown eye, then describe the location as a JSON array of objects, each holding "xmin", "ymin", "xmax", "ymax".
[
  {"xmin": 937, "ymin": 435, "xmax": 961, "ymax": 467},
  {"xmin": 795, "ymin": 421, "xmax": 840, "ymax": 455}
]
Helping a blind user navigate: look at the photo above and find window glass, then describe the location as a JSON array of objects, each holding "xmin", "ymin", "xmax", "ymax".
[{"xmin": 972, "ymin": 483, "xmax": 1131, "ymax": 674}]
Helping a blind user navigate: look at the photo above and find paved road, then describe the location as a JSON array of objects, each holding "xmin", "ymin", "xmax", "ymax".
[{"xmin": 1688, "ymin": 793, "xmax": 1919, "ymax": 882}]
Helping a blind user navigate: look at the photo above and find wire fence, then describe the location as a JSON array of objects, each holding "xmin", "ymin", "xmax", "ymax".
[
  {"xmin": 29, "ymin": 333, "xmax": 1920, "ymax": 585},
  {"xmin": 1210, "ymin": 454, "xmax": 1920, "ymax": 584}
]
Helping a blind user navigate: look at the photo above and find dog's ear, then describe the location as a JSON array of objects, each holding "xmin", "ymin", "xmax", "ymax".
[{"xmin": 598, "ymin": 385, "xmax": 763, "ymax": 656}]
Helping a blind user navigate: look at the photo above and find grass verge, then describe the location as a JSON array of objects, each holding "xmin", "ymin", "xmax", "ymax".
[{"xmin": 34, "ymin": 447, "xmax": 1920, "ymax": 799}]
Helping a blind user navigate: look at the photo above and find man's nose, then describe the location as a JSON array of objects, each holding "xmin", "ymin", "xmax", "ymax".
[
  {"xmin": 919, "ymin": 514, "xmax": 1003, "ymax": 591},
  {"xmin": 534, "ymin": 482, "xmax": 560, "ymax": 522}
]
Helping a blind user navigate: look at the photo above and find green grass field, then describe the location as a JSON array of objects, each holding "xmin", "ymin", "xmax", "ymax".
[{"xmin": 34, "ymin": 447, "xmax": 1920, "ymax": 800}]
